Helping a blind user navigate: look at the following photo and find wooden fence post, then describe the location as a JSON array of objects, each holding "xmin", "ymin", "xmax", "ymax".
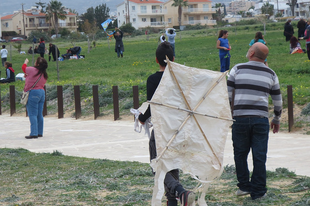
[
  {"xmin": 0, "ymin": 85, "xmax": 2, "ymax": 115},
  {"xmin": 74, "ymin": 85, "xmax": 81, "ymax": 119},
  {"xmin": 133, "ymin": 85, "xmax": 139, "ymax": 109},
  {"xmin": 9, "ymin": 85, "xmax": 15, "ymax": 116},
  {"xmin": 43, "ymin": 85, "xmax": 47, "ymax": 116},
  {"xmin": 57, "ymin": 86, "xmax": 64, "ymax": 118},
  {"xmin": 113, "ymin": 86, "xmax": 119, "ymax": 121},
  {"xmin": 287, "ymin": 85, "xmax": 294, "ymax": 132},
  {"xmin": 93, "ymin": 85, "xmax": 100, "ymax": 119}
]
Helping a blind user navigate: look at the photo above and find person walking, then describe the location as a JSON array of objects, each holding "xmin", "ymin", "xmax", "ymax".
[
  {"xmin": 284, "ymin": 19, "xmax": 294, "ymax": 42},
  {"xmin": 22, "ymin": 57, "xmax": 48, "ymax": 139},
  {"xmin": 113, "ymin": 27, "xmax": 124, "ymax": 58},
  {"xmin": 297, "ymin": 18, "xmax": 306, "ymax": 38},
  {"xmin": 38, "ymin": 37, "xmax": 45, "ymax": 58},
  {"xmin": 227, "ymin": 42, "xmax": 283, "ymax": 200},
  {"xmin": 1, "ymin": 45, "xmax": 8, "ymax": 67},
  {"xmin": 138, "ymin": 42, "xmax": 195, "ymax": 206},
  {"xmin": 166, "ymin": 28, "xmax": 176, "ymax": 57},
  {"xmin": 217, "ymin": 30, "xmax": 231, "ymax": 72}
]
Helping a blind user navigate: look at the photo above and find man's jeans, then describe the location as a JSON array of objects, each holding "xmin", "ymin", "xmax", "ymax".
[
  {"xmin": 26, "ymin": 89, "xmax": 45, "ymax": 136},
  {"xmin": 116, "ymin": 47, "xmax": 123, "ymax": 57},
  {"xmin": 232, "ymin": 116, "xmax": 269, "ymax": 199}
]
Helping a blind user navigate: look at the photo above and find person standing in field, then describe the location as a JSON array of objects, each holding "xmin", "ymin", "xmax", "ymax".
[
  {"xmin": 300, "ymin": 18, "xmax": 310, "ymax": 59},
  {"xmin": 1, "ymin": 45, "xmax": 8, "ymax": 67},
  {"xmin": 227, "ymin": 42, "xmax": 282, "ymax": 200},
  {"xmin": 284, "ymin": 19, "xmax": 294, "ymax": 42},
  {"xmin": 297, "ymin": 18, "xmax": 306, "ymax": 38},
  {"xmin": 216, "ymin": 30, "xmax": 231, "ymax": 72},
  {"xmin": 38, "ymin": 37, "xmax": 45, "ymax": 58},
  {"xmin": 166, "ymin": 28, "xmax": 176, "ymax": 57},
  {"xmin": 113, "ymin": 27, "xmax": 124, "ymax": 58}
]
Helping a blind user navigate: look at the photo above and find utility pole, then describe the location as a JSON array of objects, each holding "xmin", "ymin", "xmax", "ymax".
[
  {"xmin": 127, "ymin": 0, "xmax": 130, "ymax": 24},
  {"xmin": 21, "ymin": 3, "xmax": 26, "ymax": 36}
]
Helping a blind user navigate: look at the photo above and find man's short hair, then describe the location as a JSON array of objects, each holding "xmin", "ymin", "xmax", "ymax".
[{"xmin": 156, "ymin": 42, "xmax": 174, "ymax": 67}]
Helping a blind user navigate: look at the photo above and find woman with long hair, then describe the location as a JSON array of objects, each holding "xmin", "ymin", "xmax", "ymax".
[
  {"xmin": 290, "ymin": 36, "xmax": 303, "ymax": 54},
  {"xmin": 249, "ymin": 32, "xmax": 267, "ymax": 46},
  {"xmin": 22, "ymin": 57, "xmax": 48, "ymax": 139},
  {"xmin": 216, "ymin": 30, "xmax": 231, "ymax": 72}
]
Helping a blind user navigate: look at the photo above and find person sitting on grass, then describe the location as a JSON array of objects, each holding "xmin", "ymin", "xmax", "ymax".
[
  {"xmin": 290, "ymin": 36, "xmax": 304, "ymax": 54},
  {"xmin": 138, "ymin": 41, "xmax": 195, "ymax": 206},
  {"xmin": 0, "ymin": 61, "xmax": 15, "ymax": 83}
]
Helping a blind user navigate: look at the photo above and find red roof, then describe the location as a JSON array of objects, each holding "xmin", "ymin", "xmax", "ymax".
[
  {"xmin": 129, "ymin": 0, "xmax": 163, "ymax": 3},
  {"xmin": 1, "ymin": 14, "xmax": 14, "ymax": 20},
  {"xmin": 188, "ymin": 0, "xmax": 212, "ymax": 2}
]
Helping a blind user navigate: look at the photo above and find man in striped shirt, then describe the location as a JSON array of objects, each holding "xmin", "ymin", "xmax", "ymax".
[{"xmin": 227, "ymin": 42, "xmax": 282, "ymax": 200}]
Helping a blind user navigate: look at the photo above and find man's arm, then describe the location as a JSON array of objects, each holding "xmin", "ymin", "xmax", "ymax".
[{"xmin": 270, "ymin": 74, "xmax": 282, "ymax": 133}]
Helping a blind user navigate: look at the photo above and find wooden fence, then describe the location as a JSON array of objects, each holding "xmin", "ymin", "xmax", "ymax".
[{"xmin": 0, "ymin": 85, "xmax": 295, "ymax": 132}]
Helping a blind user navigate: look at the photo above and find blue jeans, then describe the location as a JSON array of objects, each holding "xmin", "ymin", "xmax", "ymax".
[
  {"xmin": 170, "ymin": 43, "xmax": 175, "ymax": 57},
  {"xmin": 232, "ymin": 116, "xmax": 269, "ymax": 200},
  {"xmin": 219, "ymin": 53, "xmax": 230, "ymax": 72},
  {"xmin": 116, "ymin": 47, "xmax": 123, "ymax": 57},
  {"xmin": 26, "ymin": 89, "xmax": 45, "ymax": 136}
]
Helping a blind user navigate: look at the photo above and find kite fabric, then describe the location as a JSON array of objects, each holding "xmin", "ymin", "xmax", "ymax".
[
  {"xmin": 101, "ymin": 19, "xmax": 112, "ymax": 31},
  {"xmin": 148, "ymin": 59, "xmax": 233, "ymax": 206}
]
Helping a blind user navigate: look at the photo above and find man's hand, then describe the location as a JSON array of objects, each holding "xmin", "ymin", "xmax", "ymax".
[{"xmin": 270, "ymin": 122, "xmax": 280, "ymax": 133}]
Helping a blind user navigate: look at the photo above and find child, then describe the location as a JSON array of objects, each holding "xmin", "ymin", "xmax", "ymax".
[
  {"xmin": 1, "ymin": 45, "xmax": 8, "ymax": 67},
  {"xmin": 0, "ymin": 61, "xmax": 15, "ymax": 83},
  {"xmin": 138, "ymin": 41, "xmax": 195, "ymax": 206},
  {"xmin": 216, "ymin": 30, "xmax": 231, "ymax": 72},
  {"xmin": 290, "ymin": 36, "xmax": 303, "ymax": 54},
  {"xmin": 166, "ymin": 28, "xmax": 176, "ymax": 57}
]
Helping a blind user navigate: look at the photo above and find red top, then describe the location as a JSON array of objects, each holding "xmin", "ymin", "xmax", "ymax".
[{"xmin": 22, "ymin": 64, "xmax": 46, "ymax": 92}]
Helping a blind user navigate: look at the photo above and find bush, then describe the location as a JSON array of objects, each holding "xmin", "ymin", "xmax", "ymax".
[{"xmin": 119, "ymin": 23, "xmax": 135, "ymax": 34}]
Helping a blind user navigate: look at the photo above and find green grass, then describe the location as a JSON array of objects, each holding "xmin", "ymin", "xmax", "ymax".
[{"xmin": 0, "ymin": 148, "xmax": 309, "ymax": 206}]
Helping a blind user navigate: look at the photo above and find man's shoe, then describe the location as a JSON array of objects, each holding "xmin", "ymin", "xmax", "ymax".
[
  {"xmin": 121, "ymin": 54, "xmax": 123, "ymax": 57},
  {"xmin": 25, "ymin": 135, "xmax": 38, "ymax": 139},
  {"xmin": 180, "ymin": 191, "xmax": 195, "ymax": 206},
  {"xmin": 253, "ymin": 193, "xmax": 267, "ymax": 200},
  {"xmin": 236, "ymin": 189, "xmax": 250, "ymax": 196},
  {"xmin": 38, "ymin": 134, "xmax": 43, "ymax": 137}
]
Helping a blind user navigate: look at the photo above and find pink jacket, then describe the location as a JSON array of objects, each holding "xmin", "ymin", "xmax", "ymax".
[{"xmin": 22, "ymin": 64, "xmax": 47, "ymax": 92}]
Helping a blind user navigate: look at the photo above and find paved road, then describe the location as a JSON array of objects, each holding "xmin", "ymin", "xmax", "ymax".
[{"xmin": 1, "ymin": 114, "xmax": 309, "ymax": 177}]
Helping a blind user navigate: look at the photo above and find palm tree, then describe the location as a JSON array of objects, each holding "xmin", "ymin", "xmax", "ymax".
[
  {"xmin": 261, "ymin": 2, "xmax": 274, "ymax": 19},
  {"xmin": 172, "ymin": 0, "xmax": 188, "ymax": 29},
  {"xmin": 45, "ymin": 0, "xmax": 67, "ymax": 37}
]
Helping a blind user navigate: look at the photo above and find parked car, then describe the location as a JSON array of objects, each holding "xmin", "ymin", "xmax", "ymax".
[
  {"xmin": 51, "ymin": 34, "xmax": 61, "ymax": 39},
  {"xmin": 10, "ymin": 37, "xmax": 25, "ymax": 42},
  {"xmin": 0, "ymin": 38, "xmax": 6, "ymax": 42}
]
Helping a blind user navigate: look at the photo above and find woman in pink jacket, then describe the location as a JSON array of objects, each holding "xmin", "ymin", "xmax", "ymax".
[{"xmin": 22, "ymin": 57, "xmax": 48, "ymax": 139}]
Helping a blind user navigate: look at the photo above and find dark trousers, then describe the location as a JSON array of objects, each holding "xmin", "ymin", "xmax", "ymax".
[
  {"xmin": 307, "ymin": 44, "xmax": 310, "ymax": 60},
  {"xmin": 232, "ymin": 116, "xmax": 269, "ymax": 200},
  {"xmin": 40, "ymin": 53, "xmax": 44, "ymax": 58},
  {"xmin": 2, "ymin": 57, "xmax": 7, "ymax": 67},
  {"xmin": 150, "ymin": 130, "xmax": 182, "ymax": 202}
]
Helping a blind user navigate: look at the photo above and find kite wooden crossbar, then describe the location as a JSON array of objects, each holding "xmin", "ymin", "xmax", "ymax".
[{"xmin": 155, "ymin": 57, "xmax": 231, "ymax": 165}]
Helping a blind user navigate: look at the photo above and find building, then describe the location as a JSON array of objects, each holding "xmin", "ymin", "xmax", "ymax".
[
  {"xmin": 1, "ymin": 6, "xmax": 78, "ymax": 37},
  {"xmin": 227, "ymin": 0, "xmax": 255, "ymax": 15},
  {"xmin": 116, "ymin": 0, "xmax": 216, "ymax": 29}
]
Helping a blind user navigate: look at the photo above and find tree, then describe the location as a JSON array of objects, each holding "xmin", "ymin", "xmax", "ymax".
[
  {"xmin": 35, "ymin": 0, "xmax": 46, "ymax": 13},
  {"xmin": 81, "ymin": 7, "xmax": 95, "ymax": 25},
  {"xmin": 261, "ymin": 2, "xmax": 274, "ymax": 19},
  {"xmin": 45, "ymin": 0, "xmax": 67, "ymax": 37},
  {"xmin": 172, "ymin": 0, "xmax": 188, "ymax": 28},
  {"xmin": 94, "ymin": 4, "xmax": 110, "ymax": 28},
  {"xmin": 212, "ymin": 3, "xmax": 224, "ymax": 22},
  {"xmin": 287, "ymin": 0, "xmax": 297, "ymax": 16},
  {"xmin": 82, "ymin": 19, "xmax": 99, "ymax": 53}
]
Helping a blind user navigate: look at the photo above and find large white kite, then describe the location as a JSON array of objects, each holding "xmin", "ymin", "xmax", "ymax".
[{"xmin": 148, "ymin": 59, "xmax": 233, "ymax": 206}]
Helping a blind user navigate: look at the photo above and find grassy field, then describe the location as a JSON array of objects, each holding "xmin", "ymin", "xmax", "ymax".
[
  {"xmin": 0, "ymin": 148, "xmax": 309, "ymax": 206},
  {"xmin": 1, "ymin": 26, "xmax": 310, "ymax": 131}
]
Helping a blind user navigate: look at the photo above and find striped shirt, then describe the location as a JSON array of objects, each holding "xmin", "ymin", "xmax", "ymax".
[{"xmin": 227, "ymin": 61, "xmax": 282, "ymax": 124}]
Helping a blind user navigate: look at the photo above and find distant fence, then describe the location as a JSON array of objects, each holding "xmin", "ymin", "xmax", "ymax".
[{"xmin": 0, "ymin": 85, "xmax": 295, "ymax": 132}]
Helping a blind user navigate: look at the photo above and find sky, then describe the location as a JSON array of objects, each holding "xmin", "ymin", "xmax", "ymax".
[{"xmin": 0, "ymin": 0, "xmax": 123, "ymax": 17}]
